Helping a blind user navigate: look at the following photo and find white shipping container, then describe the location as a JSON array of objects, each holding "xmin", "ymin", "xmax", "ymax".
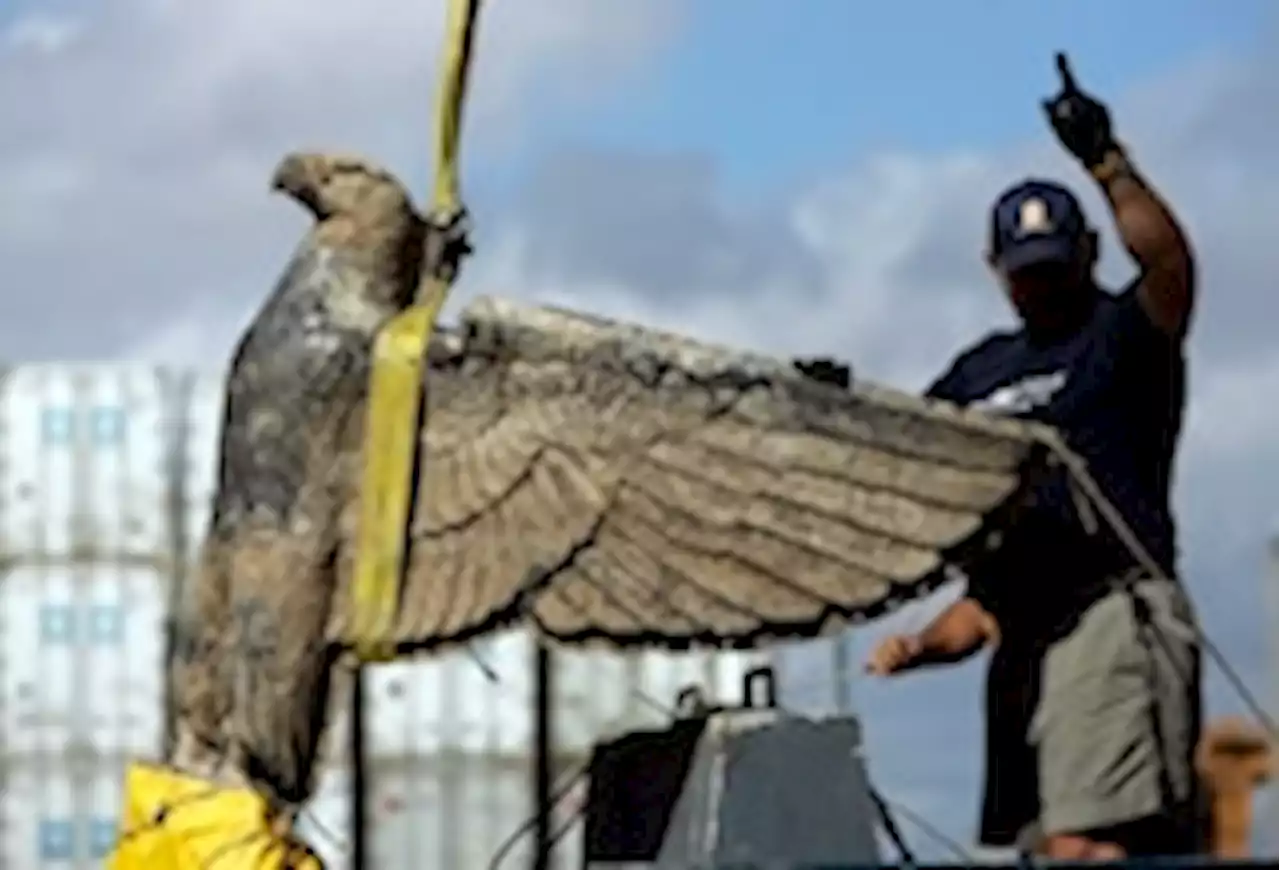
[
  {"xmin": 364, "ymin": 753, "xmax": 573, "ymax": 870},
  {"xmin": 0, "ymin": 365, "xmax": 181, "ymax": 564},
  {"xmin": 295, "ymin": 753, "xmax": 544, "ymax": 870},
  {"xmin": 362, "ymin": 633, "xmax": 532, "ymax": 758},
  {"xmin": 0, "ymin": 756, "xmax": 127, "ymax": 868},
  {"xmin": 181, "ymin": 371, "xmax": 227, "ymax": 554},
  {"xmin": 552, "ymin": 645, "xmax": 766, "ymax": 749},
  {"xmin": 362, "ymin": 633, "xmax": 767, "ymax": 759},
  {"xmin": 0, "ymin": 565, "xmax": 167, "ymax": 756}
]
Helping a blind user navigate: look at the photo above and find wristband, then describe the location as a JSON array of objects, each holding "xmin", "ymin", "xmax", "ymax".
[{"xmin": 1089, "ymin": 146, "xmax": 1133, "ymax": 184}]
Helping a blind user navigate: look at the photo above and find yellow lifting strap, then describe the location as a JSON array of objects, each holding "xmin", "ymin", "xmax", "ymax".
[{"xmin": 351, "ymin": 0, "xmax": 483, "ymax": 662}]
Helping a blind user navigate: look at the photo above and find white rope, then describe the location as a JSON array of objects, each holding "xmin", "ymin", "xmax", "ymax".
[{"xmin": 1041, "ymin": 433, "xmax": 1278, "ymax": 739}]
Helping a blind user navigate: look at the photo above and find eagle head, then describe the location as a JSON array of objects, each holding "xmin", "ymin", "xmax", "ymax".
[{"xmin": 270, "ymin": 151, "xmax": 416, "ymax": 223}]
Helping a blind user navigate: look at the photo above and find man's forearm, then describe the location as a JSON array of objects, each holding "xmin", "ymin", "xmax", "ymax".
[
  {"xmin": 912, "ymin": 597, "xmax": 998, "ymax": 667},
  {"xmin": 1090, "ymin": 146, "xmax": 1196, "ymax": 336}
]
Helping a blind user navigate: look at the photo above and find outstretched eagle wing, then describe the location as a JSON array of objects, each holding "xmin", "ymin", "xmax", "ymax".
[{"xmin": 334, "ymin": 296, "xmax": 1056, "ymax": 651}]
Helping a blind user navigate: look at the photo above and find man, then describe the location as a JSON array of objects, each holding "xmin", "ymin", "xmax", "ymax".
[{"xmin": 866, "ymin": 55, "xmax": 1201, "ymax": 859}]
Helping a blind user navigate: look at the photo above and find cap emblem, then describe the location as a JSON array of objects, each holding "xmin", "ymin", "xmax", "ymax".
[{"xmin": 1017, "ymin": 197, "xmax": 1053, "ymax": 235}]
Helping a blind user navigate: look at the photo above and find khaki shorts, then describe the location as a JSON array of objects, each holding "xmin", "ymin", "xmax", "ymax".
[{"xmin": 1031, "ymin": 577, "xmax": 1202, "ymax": 843}]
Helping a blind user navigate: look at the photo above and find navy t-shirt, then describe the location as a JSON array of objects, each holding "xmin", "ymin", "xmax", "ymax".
[
  {"xmin": 927, "ymin": 283, "xmax": 1186, "ymax": 624},
  {"xmin": 928, "ymin": 283, "xmax": 1186, "ymax": 846}
]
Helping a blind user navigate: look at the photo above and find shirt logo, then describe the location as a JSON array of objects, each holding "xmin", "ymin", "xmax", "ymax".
[
  {"xmin": 971, "ymin": 370, "xmax": 1067, "ymax": 416},
  {"xmin": 1017, "ymin": 197, "xmax": 1053, "ymax": 235}
]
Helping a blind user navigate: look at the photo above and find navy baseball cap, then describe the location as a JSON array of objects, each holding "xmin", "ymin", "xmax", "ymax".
[{"xmin": 988, "ymin": 179, "xmax": 1086, "ymax": 272}]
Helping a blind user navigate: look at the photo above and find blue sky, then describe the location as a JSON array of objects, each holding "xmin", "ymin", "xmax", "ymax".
[{"xmin": 500, "ymin": 0, "xmax": 1275, "ymax": 196}]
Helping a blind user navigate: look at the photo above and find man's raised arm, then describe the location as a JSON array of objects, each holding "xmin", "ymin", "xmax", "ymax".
[
  {"xmin": 1092, "ymin": 147, "xmax": 1196, "ymax": 338},
  {"xmin": 1043, "ymin": 52, "xmax": 1196, "ymax": 339}
]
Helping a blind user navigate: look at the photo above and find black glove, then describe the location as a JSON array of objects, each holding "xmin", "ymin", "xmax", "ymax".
[
  {"xmin": 792, "ymin": 357, "xmax": 851, "ymax": 389},
  {"xmin": 1042, "ymin": 52, "xmax": 1117, "ymax": 168}
]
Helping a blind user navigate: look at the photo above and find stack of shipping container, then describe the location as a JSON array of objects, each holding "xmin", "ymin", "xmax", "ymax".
[
  {"xmin": 0, "ymin": 365, "xmax": 766, "ymax": 869},
  {"xmin": 0, "ymin": 366, "xmax": 180, "ymax": 867}
]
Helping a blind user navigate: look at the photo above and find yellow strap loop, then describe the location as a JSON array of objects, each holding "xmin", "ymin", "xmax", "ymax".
[{"xmin": 351, "ymin": 0, "xmax": 482, "ymax": 662}]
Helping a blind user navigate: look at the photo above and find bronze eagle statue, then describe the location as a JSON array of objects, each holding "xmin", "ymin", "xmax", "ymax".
[
  {"xmin": 107, "ymin": 8, "xmax": 1065, "ymax": 869},
  {"xmin": 158, "ymin": 151, "xmax": 1057, "ymax": 819}
]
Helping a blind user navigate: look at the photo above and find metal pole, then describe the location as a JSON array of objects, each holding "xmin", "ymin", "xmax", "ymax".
[
  {"xmin": 532, "ymin": 639, "xmax": 554, "ymax": 870},
  {"xmin": 351, "ymin": 664, "xmax": 369, "ymax": 870},
  {"xmin": 1267, "ymin": 535, "xmax": 1279, "ymax": 856},
  {"xmin": 1264, "ymin": 529, "xmax": 1274, "ymax": 711},
  {"xmin": 833, "ymin": 631, "xmax": 853, "ymax": 714},
  {"xmin": 1268, "ymin": 536, "xmax": 1278, "ymax": 721},
  {"xmin": 160, "ymin": 369, "xmax": 195, "ymax": 759}
]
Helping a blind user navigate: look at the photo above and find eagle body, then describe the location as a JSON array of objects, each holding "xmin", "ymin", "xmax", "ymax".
[{"xmin": 168, "ymin": 154, "xmax": 422, "ymax": 806}]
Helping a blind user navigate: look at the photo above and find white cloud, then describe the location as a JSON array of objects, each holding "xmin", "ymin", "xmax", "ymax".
[
  {"xmin": 0, "ymin": 0, "xmax": 681, "ymax": 360},
  {"xmin": 1184, "ymin": 352, "xmax": 1279, "ymax": 457}
]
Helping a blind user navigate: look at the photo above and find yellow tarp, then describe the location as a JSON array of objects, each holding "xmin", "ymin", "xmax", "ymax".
[{"xmin": 107, "ymin": 764, "xmax": 321, "ymax": 870}]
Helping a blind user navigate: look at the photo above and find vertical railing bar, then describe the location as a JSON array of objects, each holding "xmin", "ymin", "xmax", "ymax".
[
  {"xmin": 159, "ymin": 368, "xmax": 194, "ymax": 760},
  {"xmin": 351, "ymin": 663, "xmax": 369, "ymax": 870}
]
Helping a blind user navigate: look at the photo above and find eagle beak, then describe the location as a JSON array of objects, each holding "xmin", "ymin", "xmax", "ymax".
[
  {"xmin": 270, "ymin": 154, "xmax": 326, "ymax": 215},
  {"xmin": 270, "ymin": 156, "xmax": 307, "ymax": 195}
]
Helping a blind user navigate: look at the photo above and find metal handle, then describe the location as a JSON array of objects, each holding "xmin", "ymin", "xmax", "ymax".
[{"xmin": 741, "ymin": 665, "xmax": 777, "ymax": 709}]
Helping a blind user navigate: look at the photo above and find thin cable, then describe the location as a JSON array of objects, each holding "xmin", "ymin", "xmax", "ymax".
[
  {"xmin": 1201, "ymin": 640, "xmax": 1277, "ymax": 737},
  {"xmin": 866, "ymin": 784, "xmax": 917, "ymax": 865},
  {"xmin": 1048, "ymin": 438, "xmax": 1279, "ymax": 739},
  {"xmin": 296, "ymin": 807, "xmax": 349, "ymax": 857},
  {"xmin": 484, "ymin": 683, "xmax": 687, "ymax": 870},
  {"xmin": 486, "ymin": 763, "xmax": 590, "ymax": 870},
  {"xmin": 547, "ymin": 801, "xmax": 586, "ymax": 851},
  {"xmin": 628, "ymin": 686, "xmax": 681, "ymax": 718},
  {"xmin": 463, "ymin": 641, "xmax": 501, "ymax": 682},
  {"xmin": 879, "ymin": 794, "xmax": 974, "ymax": 863}
]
